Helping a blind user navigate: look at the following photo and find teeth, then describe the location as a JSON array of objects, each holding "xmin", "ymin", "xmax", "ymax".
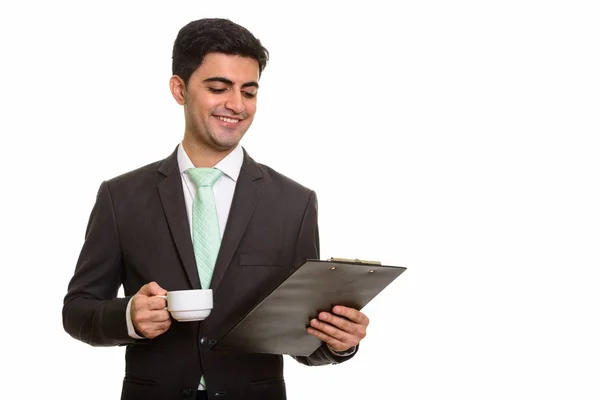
[{"xmin": 217, "ymin": 116, "xmax": 240, "ymax": 124}]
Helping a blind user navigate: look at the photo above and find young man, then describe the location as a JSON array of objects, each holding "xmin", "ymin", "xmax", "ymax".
[{"xmin": 63, "ymin": 18, "xmax": 369, "ymax": 400}]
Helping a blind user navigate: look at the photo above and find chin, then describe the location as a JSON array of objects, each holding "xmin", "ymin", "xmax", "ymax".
[
  {"xmin": 214, "ymin": 138, "xmax": 241, "ymax": 151},
  {"xmin": 214, "ymin": 133, "xmax": 244, "ymax": 150}
]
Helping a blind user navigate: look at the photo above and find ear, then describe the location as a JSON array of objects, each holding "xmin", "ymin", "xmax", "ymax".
[{"xmin": 169, "ymin": 75, "xmax": 186, "ymax": 105}]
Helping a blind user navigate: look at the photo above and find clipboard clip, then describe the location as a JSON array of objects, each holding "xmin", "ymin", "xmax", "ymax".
[{"xmin": 328, "ymin": 257, "xmax": 382, "ymax": 266}]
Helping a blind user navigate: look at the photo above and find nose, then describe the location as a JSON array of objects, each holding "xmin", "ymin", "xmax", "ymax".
[{"xmin": 225, "ymin": 91, "xmax": 245, "ymax": 114}]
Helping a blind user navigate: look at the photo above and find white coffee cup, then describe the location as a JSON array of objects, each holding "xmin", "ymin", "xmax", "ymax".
[{"xmin": 159, "ymin": 289, "xmax": 213, "ymax": 322}]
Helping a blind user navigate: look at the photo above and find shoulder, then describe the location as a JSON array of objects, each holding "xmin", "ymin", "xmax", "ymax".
[
  {"xmin": 249, "ymin": 159, "xmax": 318, "ymax": 217},
  {"xmin": 102, "ymin": 147, "xmax": 178, "ymax": 192},
  {"xmin": 258, "ymin": 163, "xmax": 313, "ymax": 194},
  {"xmin": 103, "ymin": 159, "xmax": 163, "ymax": 192},
  {"xmin": 243, "ymin": 150, "xmax": 315, "ymax": 201}
]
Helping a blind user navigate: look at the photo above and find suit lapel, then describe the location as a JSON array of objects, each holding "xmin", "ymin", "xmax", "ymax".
[
  {"xmin": 210, "ymin": 150, "xmax": 263, "ymax": 291},
  {"xmin": 157, "ymin": 148, "xmax": 201, "ymax": 289}
]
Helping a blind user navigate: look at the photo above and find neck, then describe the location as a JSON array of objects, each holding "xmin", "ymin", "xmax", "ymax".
[{"xmin": 181, "ymin": 137, "xmax": 234, "ymax": 168}]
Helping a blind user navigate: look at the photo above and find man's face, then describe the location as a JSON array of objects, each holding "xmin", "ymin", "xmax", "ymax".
[{"xmin": 179, "ymin": 53, "xmax": 260, "ymax": 152}]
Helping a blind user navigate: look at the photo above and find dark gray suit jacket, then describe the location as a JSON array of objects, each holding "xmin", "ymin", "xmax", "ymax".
[{"xmin": 62, "ymin": 147, "xmax": 355, "ymax": 400}]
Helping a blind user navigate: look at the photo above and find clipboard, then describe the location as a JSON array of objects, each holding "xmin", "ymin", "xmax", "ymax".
[{"xmin": 214, "ymin": 258, "xmax": 407, "ymax": 356}]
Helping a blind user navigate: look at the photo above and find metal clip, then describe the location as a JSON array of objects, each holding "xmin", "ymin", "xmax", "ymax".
[{"xmin": 329, "ymin": 257, "xmax": 382, "ymax": 265}]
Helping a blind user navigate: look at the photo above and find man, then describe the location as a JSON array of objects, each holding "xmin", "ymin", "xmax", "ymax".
[{"xmin": 63, "ymin": 18, "xmax": 369, "ymax": 400}]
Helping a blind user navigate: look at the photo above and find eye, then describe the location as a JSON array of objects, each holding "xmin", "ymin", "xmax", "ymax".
[
  {"xmin": 208, "ymin": 87, "xmax": 227, "ymax": 94},
  {"xmin": 242, "ymin": 91, "xmax": 256, "ymax": 99}
]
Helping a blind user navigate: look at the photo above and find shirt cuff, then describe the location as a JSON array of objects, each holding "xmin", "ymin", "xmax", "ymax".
[
  {"xmin": 126, "ymin": 297, "xmax": 145, "ymax": 339},
  {"xmin": 327, "ymin": 344, "xmax": 357, "ymax": 357}
]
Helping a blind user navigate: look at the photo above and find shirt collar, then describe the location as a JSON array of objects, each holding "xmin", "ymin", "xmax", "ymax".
[{"xmin": 177, "ymin": 143, "xmax": 243, "ymax": 182}]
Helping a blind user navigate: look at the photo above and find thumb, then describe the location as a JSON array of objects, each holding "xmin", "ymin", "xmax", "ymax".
[{"xmin": 138, "ymin": 281, "xmax": 167, "ymax": 297}]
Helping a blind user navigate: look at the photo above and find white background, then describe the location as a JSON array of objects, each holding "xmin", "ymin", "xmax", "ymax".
[{"xmin": 1, "ymin": 1, "xmax": 599, "ymax": 399}]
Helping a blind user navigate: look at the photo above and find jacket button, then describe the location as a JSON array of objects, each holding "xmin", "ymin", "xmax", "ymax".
[
  {"xmin": 180, "ymin": 388, "xmax": 192, "ymax": 397},
  {"xmin": 200, "ymin": 337, "xmax": 208, "ymax": 346}
]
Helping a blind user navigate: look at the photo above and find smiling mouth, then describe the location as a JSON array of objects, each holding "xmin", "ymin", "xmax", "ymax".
[{"xmin": 215, "ymin": 115, "xmax": 242, "ymax": 124}]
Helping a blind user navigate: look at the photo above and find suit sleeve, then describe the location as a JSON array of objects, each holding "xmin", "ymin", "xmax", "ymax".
[
  {"xmin": 291, "ymin": 190, "xmax": 359, "ymax": 366},
  {"xmin": 62, "ymin": 181, "xmax": 138, "ymax": 346}
]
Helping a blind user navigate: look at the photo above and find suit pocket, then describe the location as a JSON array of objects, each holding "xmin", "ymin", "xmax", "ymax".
[
  {"xmin": 239, "ymin": 252, "xmax": 285, "ymax": 268},
  {"xmin": 249, "ymin": 377, "xmax": 284, "ymax": 387},
  {"xmin": 121, "ymin": 374, "xmax": 160, "ymax": 400},
  {"xmin": 248, "ymin": 377, "xmax": 287, "ymax": 399},
  {"xmin": 123, "ymin": 374, "xmax": 156, "ymax": 387}
]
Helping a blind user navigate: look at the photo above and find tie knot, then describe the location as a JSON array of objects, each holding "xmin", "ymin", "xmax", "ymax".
[{"xmin": 187, "ymin": 167, "xmax": 223, "ymax": 188}]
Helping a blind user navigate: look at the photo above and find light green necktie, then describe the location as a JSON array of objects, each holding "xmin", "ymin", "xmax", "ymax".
[
  {"xmin": 187, "ymin": 167, "xmax": 222, "ymax": 391},
  {"xmin": 186, "ymin": 167, "xmax": 223, "ymax": 290}
]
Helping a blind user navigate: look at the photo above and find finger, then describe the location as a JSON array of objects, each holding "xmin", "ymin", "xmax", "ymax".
[
  {"xmin": 147, "ymin": 282, "xmax": 167, "ymax": 296},
  {"xmin": 131, "ymin": 294, "xmax": 162, "ymax": 314},
  {"xmin": 133, "ymin": 308, "xmax": 171, "ymax": 325},
  {"xmin": 136, "ymin": 313, "xmax": 171, "ymax": 331},
  {"xmin": 309, "ymin": 318, "xmax": 348, "ymax": 343},
  {"xmin": 140, "ymin": 319, "xmax": 171, "ymax": 334},
  {"xmin": 318, "ymin": 312, "xmax": 353, "ymax": 332},
  {"xmin": 332, "ymin": 306, "xmax": 370, "ymax": 326},
  {"xmin": 149, "ymin": 309, "xmax": 171, "ymax": 323},
  {"xmin": 136, "ymin": 283, "xmax": 155, "ymax": 297},
  {"xmin": 147, "ymin": 296, "xmax": 168, "ymax": 311},
  {"xmin": 306, "ymin": 326, "xmax": 346, "ymax": 349},
  {"xmin": 155, "ymin": 318, "xmax": 171, "ymax": 331},
  {"xmin": 138, "ymin": 282, "xmax": 167, "ymax": 297},
  {"xmin": 318, "ymin": 312, "xmax": 366, "ymax": 338},
  {"xmin": 141, "ymin": 319, "xmax": 172, "ymax": 339}
]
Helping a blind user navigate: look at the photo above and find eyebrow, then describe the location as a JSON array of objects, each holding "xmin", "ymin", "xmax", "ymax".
[{"xmin": 203, "ymin": 77, "xmax": 259, "ymax": 89}]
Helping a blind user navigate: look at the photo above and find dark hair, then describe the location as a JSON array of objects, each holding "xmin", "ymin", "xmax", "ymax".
[{"xmin": 172, "ymin": 18, "xmax": 269, "ymax": 84}]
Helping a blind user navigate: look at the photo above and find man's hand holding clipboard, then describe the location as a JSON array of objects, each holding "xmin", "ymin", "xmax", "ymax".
[{"xmin": 215, "ymin": 258, "xmax": 407, "ymax": 356}]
